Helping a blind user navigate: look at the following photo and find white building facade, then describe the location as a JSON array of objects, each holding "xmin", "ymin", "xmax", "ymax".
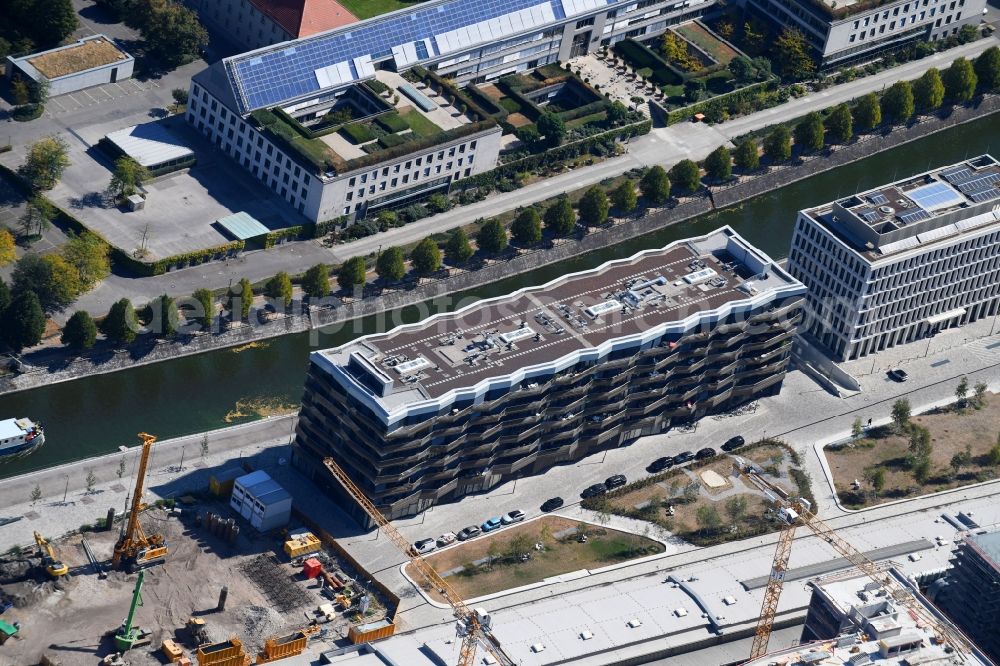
[
  {"xmin": 743, "ymin": 0, "xmax": 986, "ymax": 68},
  {"xmin": 788, "ymin": 155, "xmax": 1000, "ymax": 361}
]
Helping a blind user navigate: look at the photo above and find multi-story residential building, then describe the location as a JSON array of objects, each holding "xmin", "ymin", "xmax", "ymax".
[
  {"xmin": 292, "ymin": 227, "xmax": 805, "ymax": 521},
  {"xmin": 743, "ymin": 0, "xmax": 986, "ymax": 68},
  {"xmin": 787, "ymin": 155, "xmax": 1000, "ymax": 362},
  {"xmin": 187, "ymin": 0, "xmax": 357, "ymax": 51},
  {"xmin": 936, "ymin": 531, "xmax": 1000, "ymax": 663},
  {"xmin": 187, "ymin": 0, "xmax": 712, "ymax": 223}
]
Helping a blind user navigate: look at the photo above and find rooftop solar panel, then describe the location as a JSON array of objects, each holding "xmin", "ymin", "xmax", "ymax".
[
  {"xmin": 968, "ymin": 189, "xmax": 1000, "ymax": 204},
  {"xmin": 897, "ymin": 208, "xmax": 931, "ymax": 225},
  {"xmin": 858, "ymin": 209, "xmax": 881, "ymax": 223},
  {"xmin": 868, "ymin": 193, "xmax": 889, "ymax": 206},
  {"xmin": 940, "ymin": 166, "xmax": 973, "ymax": 184},
  {"xmin": 226, "ymin": 0, "xmax": 587, "ymax": 112},
  {"xmin": 906, "ymin": 181, "xmax": 964, "ymax": 212}
]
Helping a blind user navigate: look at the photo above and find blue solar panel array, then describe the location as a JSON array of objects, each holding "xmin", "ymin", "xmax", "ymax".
[{"xmin": 227, "ymin": 0, "xmax": 613, "ymax": 112}]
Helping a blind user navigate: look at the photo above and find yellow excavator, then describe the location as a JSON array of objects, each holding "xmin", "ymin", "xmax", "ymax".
[
  {"xmin": 112, "ymin": 432, "xmax": 168, "ymax": 572},
  {"xmin": 33, "ymin": 531, "xmax": 68, "ymax": 578}
]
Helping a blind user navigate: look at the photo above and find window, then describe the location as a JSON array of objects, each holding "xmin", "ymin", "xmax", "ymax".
[
  {"xmin": 346, "ymin": 192, "xmax": 353, "ymax": 201},
  {"xmin": 349, "ymin": 177, "xmax": 356, "ymax": 186},
  {"xmin": 575, "ymin": 17, "xmax": 595, "ymax": 28}
]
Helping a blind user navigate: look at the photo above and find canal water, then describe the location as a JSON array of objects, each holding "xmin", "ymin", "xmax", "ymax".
[{"xmin": 2, "ymin": 117, "xmax": 998, "ymax": 478}]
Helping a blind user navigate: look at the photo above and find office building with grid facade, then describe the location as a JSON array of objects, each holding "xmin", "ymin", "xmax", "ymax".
[{"xmin": 787, "ymin": 155, "xmax": 1000, "ymax": 362}]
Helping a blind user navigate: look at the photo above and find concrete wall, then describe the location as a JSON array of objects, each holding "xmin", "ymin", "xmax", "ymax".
[
  {"xmin": 186, "ymin": 0, "xmax": 291, "ymax": 52},
  {"xmin": 47, "ymin": 58, "xmax": 134, "ymax": 96}
]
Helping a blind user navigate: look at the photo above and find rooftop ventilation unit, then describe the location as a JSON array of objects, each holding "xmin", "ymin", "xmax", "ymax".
[
  {"xmin": 393, "ymin": 357, "xmax": 430, "ymax": 374},
  {"xmin": 498, "ymin": 327, "xmax": 534, "ymax": 344},
  {"xmin": 683, "ymin": 267, "xmax": 718, "ymax": 285},
  {"xmin": 584, "ymin": 300, "xmax": 621, "ymax": 318}
]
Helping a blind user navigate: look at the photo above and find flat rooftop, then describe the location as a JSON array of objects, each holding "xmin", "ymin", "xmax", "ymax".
[
  {"xmin": 315, "ymin": 227, "xmax": 800, "ymax": 413},
  {"xmin": 804, "ymin": 155, "xmax": 1000, "ymax": 259},
  {"xmin": 24, "ymin": 36, "xmax": 130, "ymax": 79}
]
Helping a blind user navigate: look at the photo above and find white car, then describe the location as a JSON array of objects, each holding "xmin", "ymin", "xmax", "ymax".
[
  {"xmin": 411, "ymin": 538, "xmax": 437, "ymax": 555},
  {"xmin": 501, "ymin": 510, "xmax": 525, "ymax": 525},
  {"xmin": 436, "ymin": 532, "xmax": 457, "ymax": 547}
]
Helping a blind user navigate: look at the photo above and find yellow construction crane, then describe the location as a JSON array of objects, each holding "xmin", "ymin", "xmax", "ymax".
[
  {"xmin": 112, "ymin": 432, "xmax": 168, "ymax": 572},
  {"xmin": 322, "ymin": 458, "xmax": 516, "ymax": 666},
  {"xmin": 33, "ymin": 531, "xmax": 68, "ymax": 577},
  {"xmin": 734, "ymin": 458, "xmax": 976, "ymax": 662}
]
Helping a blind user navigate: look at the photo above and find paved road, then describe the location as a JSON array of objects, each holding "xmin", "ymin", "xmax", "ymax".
[{"xmin": 42, "ymin": 34, "xmax": 1000, "ymax": 318}]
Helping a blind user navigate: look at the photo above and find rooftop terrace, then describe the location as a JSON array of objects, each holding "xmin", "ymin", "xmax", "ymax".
[
  {"xmin": 804, "ymin": 155, "xmax": 1000, "ymax": 258},
  {"xmin": 314, "ymin": 227, "xmax": 801, "ymax": 416}
]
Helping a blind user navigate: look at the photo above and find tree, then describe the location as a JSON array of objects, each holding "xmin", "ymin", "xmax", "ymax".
[
  {"xmin": 12, "ymin": 253, "xmax": 81, "ymax": 311},
  {"xmin": 150, "ymin": 293, "xmax": 178, "ymax": 337},
  {"xmin": 763, "ymin": 125, "xmax": 791, "ymax": 162},
  {"xmin": 505, "ymin": 533, "xmax": 533, "ymax": 561},
  {"xmin": 0, "ymin": 229, "xmax": 15, "ymax": 267},
  {"xmin": 734, "ymin": 138, "xmax": 760, "ymax": 171},
  {"xmin": 974, "ymin": 46, "xmax": 1000, "ymax": 93},
  {"xmin": 544, "ymin": 196, "xmax": 576, "ymax": 236},
  {"xmin": 476, "ymin": 219, "xmax": 508, "ymax": 255},
  {"xmin": 611, "ymin": 180, "xmax": 638, "ymax": 213},
  {"xmin": 226, "ymin": 278, "xmax": 254, "ymax": 320},
  {"xmin": 670, "ymin": 159, "xmax": 701, "ymax": 193},
  {"xmin": 514, "ymin": 125, "xmax": 541, "ymax": 148},
  {"xmin": 824, "ymin": 104, "xmax": 853, "ymax": 144},
  {"xmin": 943, "ymin": 57, "xmax": 977, "ymax": 103},
  {"xmin": 107, "ymin": 157, "xmax": 151, "ymax": 198},
  {"xmin": 118, "ymin": 457, "xmax": 127, "ymax": 479},
  {"xmin": 101, "ymin": 298, "xmax": 138, "ymax": 346},
  {"xmin": 21, "ymin": 136, "xmax": 70, "ymax": 191},
  {"xmin": 950, "ymin": 445, "xmax": 972, "ymax": 478},
  {"xmin": 880, "ymin": 81, "xmax": 914, "ymax": 124},
  {"xmin": 913, "ymin": 67, "xmax": 945, "ymax": 111},
  {"xmin": 62, "ymin": 231, "xmax": 110, "ymax": 289},
  {"xmin": 743, "ymin": 21, "xmax": 765, "ymax": 54},
  {"xmin": 375, "ymin": 247, "xmax": 406, "ymax": 282},
  {"xmin": 729, "ymin": 55, "xmax": 755, "ymax": 83},
  {"xmin": 955, "ymin": 375, "xmax": 969, "ymax": 406},
  {"xmin": 39, "ymin": 0, "xmax": 79, "ymax": 44},
  {"xmin": 376, "ymin": 210, "xmax": 398, "ymax": 229},
  {"xmin": 0, "ymin": 291, "xmax": 45, "ymax": 352},
  {"xmin": 335, "ymin": 257, "xmax": 366, "ymax": 292},
  {"xmin": 853, "ymin": 93, "xmax": 882, "ymax": 131},
  {"xmin": 704, "ymin": 146, "xmax": 732, "ymax": 182},
  {"xmin": 29, "ymin": 78, "xmax": 50, "ymax": 107},
  {"xmin": 140, "ymin": 0, "xmax": 209, "ymax": 66},
  {"xmin": 684, "ymin": 79, "xmax": 706, "ymax": 103},
  {"xmin": 445, "ymin": 228, "xmax": 474, "ymax": 265},
  {"xmin": 410, "ymin": 238, "xmax": 442, "ymax": 274},
  {"xmin": 724, "ymin": 495, "xmax": 748, "ymax": 524},
  {"xmin": 973, "ymin": 381, "xmax": 988, "ymax": 409},
  {"xmin": 851, "ymin": 417, "xmax": 864, "ymax": 442},
  {"xmin": 264, "ymin": 271, "xmax": 293, "ymax": 307},
  {"xmin": 907, "ymin": 424, "xmax": 932, "ymax": 471},
  {"xmin": 31, "ymin": 484, "xmax": 42, "ymax": 504},
  {"xmin": 696, "ymin": 505, "xmax": 722, "ymax": 535},
  {"xmin": 607, "ymin": 100, "xmax": 629, "ymax": 125},
  {"xmin": 61, "ymin": 310, "xmax": 97, "ymax": 350},
  {"xmin": 773, "ymin": 27, "xmax": 815, "ymax": 79},
  {"xmin": 486, "ymin": 541, "xmax": 502, "ymax": 570},
  {"xmin": 793, "ymin": 111, "xmax": 825, "ymax": 152},
  {"xmin": 891, "ymin": 398, "xmax": 911, "ymax": 433},
  {"xmin": 870, "ymin": 467, "xmax": 886, "ymax": 498},
  {"xmin": 172, "ymin": 88, "xmax": 189, "ymax": 105},
  {"xmin": 200, "ymin": 434, "xmax": 209, "ymax": 457},
  {"xmin": 0, "ymin": 278, "xmax": 10, "ymax": 315},
  {"xmin": 663, "ymin": 32, "xmax": 699, "ymax": 71},
  {"xmin": 426, "ymin": 193, "xmax": 449, "ymax": 214},
  {"xmin": 18, "ymin": 196, "xmax": 55, "ymax": 238},
  {"xmin": 578, "ymin": 186, "xmax": 609, "ymax": 226},
  {"xmin": 640, "ymin": 166, "xmax": 671, "ymax": 205},
  {"xmin": 510, "ymin": 208, "xmax": 542, "ymax": 245},
  {"xmin": 11, "ymin": 77, "xmax": 30, "ymax": 106},
  {"xmin": 191, "ymin": 288, "xmax": 215, "ymax": 329},
  {"xmin": 85, "ymin": 469, "xmax": 97, "ymax": 493},
  {"xmin": 301, "ymin": 264, "xmax": 331, "ymax": 298},
  {"xmin": 989, "ymin": 433, "xmax": 1000, "ymax": 466},
  {"xmin": 536, "ymin": 112, "xmax": 566, "ymax": 147}
]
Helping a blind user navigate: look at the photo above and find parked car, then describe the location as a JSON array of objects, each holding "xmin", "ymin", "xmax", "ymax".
[
  {"xmin": 673, "ymin": 451, "xmax": 695, "ymax": 465},
  {"xmin": 410, "ymin": 538, "xmax": 437, "ymax": 555},
  {"xmin": 648, "ymin": 457, "xmax": 674, "ymax": 473},
  {"xmin": 696, "ymin": 447, "xmax": 717, "ymax": 460},
  {"xmin": 436, "ymin": 532, "xmax": 457, "ymax": 547},
  {"xmin": 501, "ymin": 510, "xmax": 525, "ymax": 525},
  {"xmin": 604, "ymin": 474, "xmax": 627, "ymax": 490},
  {"xmin": 721, "ymin": 436, "xmax": 746, "ymax": 452},
  {"xmin": 581, "ymin": 483, "xmax": 607, "ymax": 499},
  {"xmin": 541, "ymin": 497, "xmax": 564, "ymax": 512},
  {"xmin": 481, "ymin": 517, "xmax": 503, "ymax": 532},
  {"xmin": 457, "ymin": 526, "xmax": 481, "ymax": 541},
  {"xmin": 887, "ymin": 368, "xmax": 908, "ymax": 382}
]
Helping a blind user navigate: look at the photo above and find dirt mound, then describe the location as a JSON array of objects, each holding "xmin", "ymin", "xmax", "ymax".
[{"xmin": 231, "ymin": 605, "xmax": 285, "ymax": 651}]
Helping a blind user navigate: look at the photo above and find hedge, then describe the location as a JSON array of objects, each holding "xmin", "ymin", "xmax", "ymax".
[
  {"xmin": 341, "ymin": 120, "xmax": 498, "ymax": 173},
  {"xmin": 251, "ymin": 109, "xmax": 341, "ymax": 173},
  {"xmin": 557, "ymin": 99, "xmax": 612, "ymax": 122},
  {"xmin": 341, "ymin": 122, "xmax": 376, "ymax": 144},
  {"xmin": 465, "ymin": 85, "xmax": 509, "ymax": 120},
  {"xmin": 663, "ymin": 77, "xmax": 777, "ymax": 125},
  {"xmin": 495, "ymin": 78, "xmax": 543, "ymax": 122},
  {"xmin": 376, "ymin": 111, "xmax": 409, "ymax": 133},
  {"xmin": 264, "ymin": 226, "xmax": 305, "ymax": 248},
  {"xmin": 378, "ymin": 133, "xmax": 410, "ymax": 149},
  {"xmin": 364, "ymin": 79, "xmax": 390, "ymax": 96},
  {"xmin": 12, "ymin": 103, "xmax": 44, "ymax": 122}
]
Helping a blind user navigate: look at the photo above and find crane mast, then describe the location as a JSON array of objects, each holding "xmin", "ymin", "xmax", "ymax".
[
  {"xmin": 112, "ymin": 432, "xmax": 168, "ymax": 571},
  {"xmin": 321, "ymin": 457, "xmax": 517, "ymax": 666}
]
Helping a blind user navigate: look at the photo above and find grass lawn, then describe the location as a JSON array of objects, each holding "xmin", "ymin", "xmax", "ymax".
[
  {"xmin": 675, "ymin": 23, "xmax": 740, "ymax": 66},
  {"xmin": 412, "ymin": 516, "xmax": 663, "ymax": 602},
  {"xmin": 399, "ymin": 108, "xmax": 442, "ymax": 138},
  {"xmin": 335, "ymin": 0, "xmax": 430, "ymax": 20},
  {"xmin": 826, "ymin": 392, "xmax": 1000, "ymax": 508}
]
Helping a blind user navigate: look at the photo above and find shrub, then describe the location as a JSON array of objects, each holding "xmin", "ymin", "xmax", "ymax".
[
  {"xmin": 341, "ymin": 123, "xmax": 375, "ymax": 144},
  {"xmin": 376, "ymin": 112, "xmax": 409, "ymax": 133}
]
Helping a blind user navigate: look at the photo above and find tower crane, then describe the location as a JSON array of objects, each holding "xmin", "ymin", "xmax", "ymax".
[
  {"xmin": 33, "ymin": 531, "xmax": 68, "ymax": 577},
  {"xmin": 734, "ymin": 458, "xmax": 976, "ymax": 662},
  {"xmin": 322, "ymin": 457, "xmax": 516, "ymax": 666},
  {"xmin": 112, "ymin": 433, "xmax": 168, "ymax": 572}
]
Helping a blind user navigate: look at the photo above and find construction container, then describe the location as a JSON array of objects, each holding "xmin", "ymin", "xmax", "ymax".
[
  {"xmin": 255, "ymin": 630, "xmax": 309, "ymax": 663},
  {"xmin": 347, "ymin": 619, "xmax": 394, "ymax": 644},
  {"xmin": 196, "ymin": 637, "xmax": 250, "ymax": 666},
  {"xmin": 230, "ymin": 471, "xmax": 292, "ymax": 532},
  {"xmin": 283, "ymin": 533, "xmax": 321, "ymax": 558},
  {"xmin": 302, "ymin": 558, "xmax": 322, "ymax": 579},
  {"xmin": 161, "ymin": 638, "xmax": 184, "ymax": 663},
  {"xmin": 209, "ymin": 467, "xmax": 244, "ymax": 498}
]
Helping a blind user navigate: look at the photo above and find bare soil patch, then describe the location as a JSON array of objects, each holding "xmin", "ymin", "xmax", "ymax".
[{"xmin": 506, "ymin": 112, "xmax": 533, "ymax": 128}]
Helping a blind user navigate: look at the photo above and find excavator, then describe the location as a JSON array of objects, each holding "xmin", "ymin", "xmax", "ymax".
[
  {"xmin": 33, "ymin": 531, "xmax": 68, "ymax": 578},
  {"xmin": 112, "ymin": 433, "xmax": 168, "ymax": 572}
]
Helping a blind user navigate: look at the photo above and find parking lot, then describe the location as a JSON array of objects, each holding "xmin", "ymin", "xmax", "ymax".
[{"xmin": 43, "ymin": 78, "xmax": 162, "ymax": 117}]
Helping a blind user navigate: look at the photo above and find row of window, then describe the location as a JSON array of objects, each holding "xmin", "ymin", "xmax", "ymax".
[{"xmin": 848, "ymin": 8, "xmax": 961, "ymax": 43}]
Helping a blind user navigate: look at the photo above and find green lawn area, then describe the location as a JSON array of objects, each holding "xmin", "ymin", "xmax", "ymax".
[
  {"xmin": 675, "ymin": 22, "xmax": 740, "ymax": 65},
  {"xmin": 336, "ymin": 0, "xmax": 431, "ymax": 20},
  {"xmin": 400, "ymin": 108, "xmax": 442, "ymax": 138}
]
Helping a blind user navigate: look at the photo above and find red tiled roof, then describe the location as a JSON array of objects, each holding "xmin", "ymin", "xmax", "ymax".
[{"xmin": 249, "ymin": 0, "xmax": 358, "ymax": 39}]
